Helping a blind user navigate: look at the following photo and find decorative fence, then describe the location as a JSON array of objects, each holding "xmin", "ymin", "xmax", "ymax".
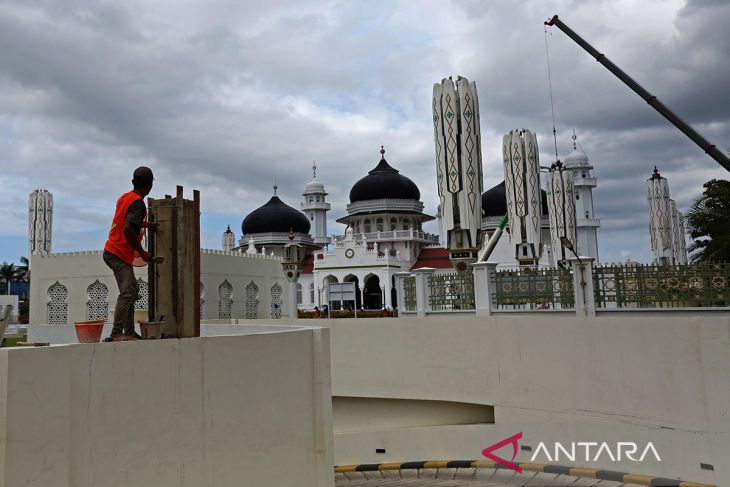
[
  {"xmin": 594, "ymin": 261, "xmax": 729, "ymax": 308},
  {"xmin": 403, "ymin": 276, "xmax": 417, "ymax": 312},
  {"xmin": 494, "ymin": 267, "xmax": 574, "ymax": 310},
  {"xmin": 428, "ymin": 272, "xmax": 475, "ymax": 311}
]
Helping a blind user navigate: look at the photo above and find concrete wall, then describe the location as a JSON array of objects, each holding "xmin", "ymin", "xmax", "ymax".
[
  {"xmin": 29, "ymin": 250, "xmax": 289, "ymax": 325},
  {"xmin": 237, "ymin": 315, "xmax": 729, "ymax": 485},
  {"xmin": 0, "ymin": 328, "xmax": 333, "ymax": 487}
]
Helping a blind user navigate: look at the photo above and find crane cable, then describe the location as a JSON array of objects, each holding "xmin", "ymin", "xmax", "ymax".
[{"xmin": 543, "ymin": 25, "xmax": 559, "ymax": 162}]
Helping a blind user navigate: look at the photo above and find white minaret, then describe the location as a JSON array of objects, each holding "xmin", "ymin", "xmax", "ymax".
[
  {"xmin": 301, "ymin": 162, "xmax": 331, "ymax": 247},
  {"xmin": 222, "ymin": 225, "xmax": 235, "ymax": 252},
  {"xmin": 28, "ymin": 189, "xmax": 53, "ymax": 257},
  {"xmin": 563, "ymin": 131, "xmax": 600, "ymax": 262}
]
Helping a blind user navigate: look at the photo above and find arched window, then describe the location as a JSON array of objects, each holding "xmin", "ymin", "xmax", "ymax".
[
  {"xmin": 245, "ymin": 281, "xmax": 259, "ymax": 319},
  {"xmin": 309, "ymin": 282, "xmax": 315, "ymax": 303},
  {"xmin": 390, "ymin": 218, "xmax": 397, "ymax": 231},
  {"xmin": 296, "ymin": 283, "xmax": 303, "ymax": 305},
  {"xmin": 134, "ymin": 278, "xmax": 149, "ymax": 310},
  {"xmin": 86, "ymin": 280, "xmax": 109, "ymax": 321},
  {"xmin": 47, "ymin": 281, "xmax": 68, "ymax": 325},
  {"xmin": 218, "ymin": 280, "xmax": 233, "ymax": 319},
  {"xmin": 364, "ymin": 219, "xmax": 371, "ymax": 233},
  {"xmin": 402, "ymin": 218, "xmax": 410, "ymax": 230},
  {"xmin": 376, "ymin": 218, "xmax": 384, "ymax": 232},
  {"xmin": 271, "ymin": 283, "xmax": 283, "ymax": 319}
]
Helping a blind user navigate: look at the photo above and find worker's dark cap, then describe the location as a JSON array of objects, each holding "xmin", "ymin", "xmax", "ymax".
[{"xmin": 132, "ymin": 166, "xmax": 154, "ymax": 186}]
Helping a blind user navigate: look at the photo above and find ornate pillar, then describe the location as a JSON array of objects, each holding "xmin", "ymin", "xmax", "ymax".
[
  {"xmin": 570, "ymin": 256, "xmax": 595, "ymax": 317},
  {"xmin": 472, "ymin": 261, "xmax": 498, "ymax": 317},
  {"xmin": 413, "ymin": 267, "xmax": 436, "ymax": 318}
]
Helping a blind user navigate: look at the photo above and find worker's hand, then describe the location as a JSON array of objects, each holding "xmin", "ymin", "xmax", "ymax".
[
  {"xmin": 140, "ymin": 250, "xmax": 154, "ymax": 262},
  {"xmin": 152, "ymin": 256, "xmax": 165, "ymax": 264},
  {"xmin": 146, "ymin": 222, "xmax": 160, "ymax": 231}
]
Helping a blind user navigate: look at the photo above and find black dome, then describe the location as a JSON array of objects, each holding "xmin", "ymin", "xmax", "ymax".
[
  {"xmin": 481, "ymin": 181, "xmax": 549, "ymax": 217},
  {"xmin": 349, "ymin": 148, "xmax": 420, "ymax": 203},
  {"xmin": 242, "ymin": 195, "xmax": 311, "ymax": 235}
]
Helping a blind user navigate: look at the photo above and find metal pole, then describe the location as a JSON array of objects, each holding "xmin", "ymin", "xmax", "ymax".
[{"xmin": 546, "ymin": 15, "xmax": 730, "ymax": 173}]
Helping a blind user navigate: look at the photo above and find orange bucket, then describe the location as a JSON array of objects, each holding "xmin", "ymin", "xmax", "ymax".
[{"xmin": 74, "ymin": 320, "xmax": 105, "ymax": 343}]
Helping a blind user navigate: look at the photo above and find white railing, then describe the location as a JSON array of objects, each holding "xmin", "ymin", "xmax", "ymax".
[{"xmin": 333, "ymin": 230, "xmax": 439, "ymax": 243}]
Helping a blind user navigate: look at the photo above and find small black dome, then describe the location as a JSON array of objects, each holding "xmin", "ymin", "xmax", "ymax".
[
  {"xmin": 481, "ymin": 181, "xmax": 549, "ymax": 217},
  {"xmin": 242, "ymin": 196, "xmax": 311, "ymax": 235},
  {"xmin": 349, "ymin": 147, "xmax": 420, "ymax": 203}
]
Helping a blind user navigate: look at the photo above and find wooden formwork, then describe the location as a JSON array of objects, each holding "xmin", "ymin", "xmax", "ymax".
[{"xmin": 147, "ymin": 186, "xmax": 200, "ymax": 338}]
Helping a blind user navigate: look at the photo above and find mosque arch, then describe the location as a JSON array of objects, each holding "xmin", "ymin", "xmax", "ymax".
[
  {"xmin": 343, "ymin": 274, "xmax": 361, "ymax": 310},
  {"xmin": 200, "ymin": 282, "xmax": 205, "ymax": 320},
  {"xmin": 134, "ymin": 278, "xmax": 148, "ymax": 310},
  {"xmin": 271, "ymin": 283, "xmax": 282, "ymax": 319},
  {"xmin": 363, "ymin": 274, "xmax": 382, "ymax": 310},
  {"xmin": 86, "ymin": 280, "xmax": 109, "ymax": 321},
  {"xmin": 47, "ymin": 281, "xmax": 68, "ymax": 325},
  {"xmin": 245, "ymin": 281, "xmax": 259, "ymax": 319},
  {"xmin": 218, "ymin": 280, "xmax": 233, "ymax": 319}
]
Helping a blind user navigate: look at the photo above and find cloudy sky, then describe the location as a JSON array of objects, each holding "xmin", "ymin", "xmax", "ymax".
[{"xmin": 1, "ymin": 0, "xmax": 728, "ymax": 265}]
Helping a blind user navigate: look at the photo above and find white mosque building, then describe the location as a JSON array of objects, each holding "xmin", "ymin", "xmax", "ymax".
[{"xmin": 226, "ymin": 138, "xmax": 600, "ymax": 311}]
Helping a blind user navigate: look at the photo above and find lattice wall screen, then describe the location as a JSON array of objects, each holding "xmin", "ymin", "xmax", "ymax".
[
  {"xmin": 86, "ymin": 280, "xmax": 109, "ymax": 321},
  {"xmin": 245, "ymin": 281, "xmax": 259, "ymax": 319},
  {"xmin": 218, "ymin": 280, "xmax": 233, "ymax": 319},
  {"xmin": 47, "ymin": 281, "xmax": 68, "ymax": 325},
  {"xmin": 134, "ymin": 278, "xmax": 149, "ymax": 310},
  {"xmin": 271, "ymin": 283, "xmax": 282, "ymax": 319},
  {"xmin": 200, "ymin": 282, "xmax": 205, "ymax": 320}
]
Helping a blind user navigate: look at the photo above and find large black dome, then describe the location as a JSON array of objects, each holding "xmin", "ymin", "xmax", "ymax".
[
  {"xmin": 349, "ymin": 147, "xmax": 420, "ymax": 203},
  {"xmin": 482, "ymin": 181, "xmax": 549, "ymax": 217},
  {"xmin": 242, "ymin": 195, "xmax": 311, "ymax": 235}
]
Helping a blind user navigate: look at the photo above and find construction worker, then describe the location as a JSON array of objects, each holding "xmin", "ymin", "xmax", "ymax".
[{"xmin": 103, "ymin": 166, "xmax": 163, "ymax": 341}]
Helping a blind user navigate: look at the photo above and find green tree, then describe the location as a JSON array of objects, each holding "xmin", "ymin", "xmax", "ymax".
[
  {"xmin": 686, "ymin": 179, "xmax": 730, "ymax": 262},
  {"xmin": 0, "ymin": 262, "xmax": 18, "ymax": 295}
]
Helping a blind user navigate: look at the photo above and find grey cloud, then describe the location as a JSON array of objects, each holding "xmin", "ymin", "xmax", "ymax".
[{"xmin": 0, "ymin": 0, "xmax": 727, "ymax": 265}]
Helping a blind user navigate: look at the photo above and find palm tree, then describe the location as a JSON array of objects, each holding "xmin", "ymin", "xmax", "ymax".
[
  {"xmin": 686, "ymin": 179, "xmax": 730, "ymax": 262},
  {"xmin": 17, "ymin": 256, "xmax": 29, "ymax": 281},
  {"xmin": 0, "ymin": 262, "xmax": 18, "ymax": 295}
]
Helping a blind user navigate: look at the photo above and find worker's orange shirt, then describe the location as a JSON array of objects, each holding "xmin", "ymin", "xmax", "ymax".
[{"xmin": 104, "ymin": 191, "xmax": 146, "ymax": 265}]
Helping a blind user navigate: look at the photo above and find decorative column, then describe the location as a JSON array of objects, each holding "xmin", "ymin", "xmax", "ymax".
[
  {"xmin": 413, "ymin": 267, "xmax": 436, "ymax": 318},
  {"xmin": 503, "ymin": 129, "xmax": 543, "ymax": 266},
  {"xmin": 546, "ymin": 161, "xmax": 577, "ymax": 266},
  {"xmin": 433, "ymin": 76, "xmax": 484, "ymax": 267},
  {"xmin": 570, "ymin": 256, "xmax": 595, "ymax": 317},
  {"xmin": 472, "ymin": 261, "xmax": 498, "ymax": 317},
  {"xmin": 646, "ymin": 167, "xmax": 673, "ymax": 264}
]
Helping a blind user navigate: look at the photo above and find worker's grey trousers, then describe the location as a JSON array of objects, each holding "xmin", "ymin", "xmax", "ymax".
[{"xmin": 103, "ymin": 251, "xmax": 139, "ymax": 335}]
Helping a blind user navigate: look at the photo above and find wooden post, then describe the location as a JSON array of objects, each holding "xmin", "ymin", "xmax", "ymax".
[{"xmin": 148, "ymin": 186, "xmax": 201, "ymax": 338}]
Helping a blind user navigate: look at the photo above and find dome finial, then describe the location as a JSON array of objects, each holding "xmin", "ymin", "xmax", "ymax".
[
  {"xmin": 651, "ymin": 166, "xmax": 661, "ymax": 179},
  {"xmin": 273, "ymin": 177, "xmax": 278, "ymax": 195},
  {"xmin": 312, "ymin": 160, "xmax": 317, "ymax": 179},
  {"xmin": 380, "ymin": 145, "xmax": 385, "ymax": 159},
  {"xmin": 572, "ymin": 129, "xmax": 577, "ymax": 150}
]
